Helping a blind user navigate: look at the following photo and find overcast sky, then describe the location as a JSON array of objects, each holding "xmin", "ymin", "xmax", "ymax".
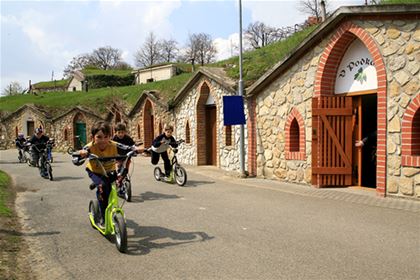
[{"xmin": 1, "ymin": 0, "xmax": 363, "ymax": 93}]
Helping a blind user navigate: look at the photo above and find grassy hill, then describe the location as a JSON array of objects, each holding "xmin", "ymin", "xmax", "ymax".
[
  {"xmin": 0, "ymin": 73, "xmax": 193, "ymax": 114},
  {"xmin": 1, "ymin": 25, "xmax": 318, "ymax": 114}
]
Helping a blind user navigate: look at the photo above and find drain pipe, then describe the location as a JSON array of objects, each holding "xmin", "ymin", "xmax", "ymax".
[{"xmin": 320, "ymin": 0, "xmax": 327, "ymax": 22}]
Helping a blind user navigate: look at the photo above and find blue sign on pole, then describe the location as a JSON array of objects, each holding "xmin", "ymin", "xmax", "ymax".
[{"xmin": 223, "ymin": 96, "xmax": 246, "ymax": 125}]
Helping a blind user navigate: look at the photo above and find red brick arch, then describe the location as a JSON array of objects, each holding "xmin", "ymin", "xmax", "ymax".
[
  {"xmin": 402, "ymin": 94, "xmax": 420, "ymax": 167},
  {"xmin": 196, "ymin": 80, "xmax": 218, "ymax": 165},
  {"xmin": 285, "ymin": 108, "xmax": 306, "ymax": 160},
  {"xmin": 314, "ymin": 21, "xmax": 387, "ymax": 196}
]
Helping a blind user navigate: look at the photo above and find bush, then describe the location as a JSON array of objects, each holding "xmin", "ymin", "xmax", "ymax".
[{"xmin": 86, "ymin": 74, "xmax": 135, "ymax": 89}]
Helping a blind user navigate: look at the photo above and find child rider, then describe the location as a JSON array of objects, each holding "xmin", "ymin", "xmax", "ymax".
[
  {"xmin": 112, "ymin": 122, "xmax": 135, "ymax": 191},
  {"xmin": 151, "ymin": 124, "xmax": 178, "ymax": 179},
  {"xmin": 76, "ymin": 121, "xmax": 143, "ymax": 227}
]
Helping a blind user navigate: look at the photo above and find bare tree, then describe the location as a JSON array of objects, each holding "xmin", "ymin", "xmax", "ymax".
[
  {"xmin": 134, "ymin": 32, "xmax": 162, "ymax": 67},
  {"xmin": 89, "ymin": 46, "xmax": 123, "ymax": 70},
  {"xmin": 184, "ymin": 33, "xmax": 217, "ymax": 66},
  {"xmin": 297, "ymin": 0, "xmax": 330, "ymax": 19},
  {"xmin": 2, "ymin": 81, "xmax": 24, "ymax": 96},
  {"xmin": 160, "ymin": 39, "xmax": 179, "ymax": 63},
  {"xmin": 245, "ymin": 21, "xmax": 284, "ymax": 49},
  {"xmin": 63, "ymin": 54, "xmax": 91, "ymax": 78}
]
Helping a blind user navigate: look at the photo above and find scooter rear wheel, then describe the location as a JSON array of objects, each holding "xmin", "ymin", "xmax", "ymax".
[{"xmin": 113, "ymin": 214, "xmax": 127, "ymax": 253}]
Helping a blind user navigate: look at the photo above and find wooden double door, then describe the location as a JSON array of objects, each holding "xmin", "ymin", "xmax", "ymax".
[{"xmin": 312, "ymin": 94, "xmax": 377, "ymax": 188}]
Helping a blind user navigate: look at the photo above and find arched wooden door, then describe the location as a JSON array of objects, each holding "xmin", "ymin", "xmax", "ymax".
[
  {"xmin": 73, "ymin": 113, "xmax": 87, "ymax": 149},
  {"xmin": 143, "ymin": 99, "xmax": 154, "ymax": 149},
  {"xmin": 205, "ymin": 105, "xmax": 217, "ymax": 165}
]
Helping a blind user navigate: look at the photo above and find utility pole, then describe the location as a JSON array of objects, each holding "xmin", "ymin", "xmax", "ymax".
[{"xmin": 238, "ymin": 0, "xmax": 245, "ymax": 176}]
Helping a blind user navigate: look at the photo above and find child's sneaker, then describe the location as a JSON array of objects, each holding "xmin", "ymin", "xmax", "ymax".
[{"xmin": 89, "ymin": 183, "xmax": 96, "ymax": 190}]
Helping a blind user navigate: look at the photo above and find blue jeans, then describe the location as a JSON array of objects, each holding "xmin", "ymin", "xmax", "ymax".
[{"xmin": 87, "ymin": 170, "xmax": 116, "ymax": 220}]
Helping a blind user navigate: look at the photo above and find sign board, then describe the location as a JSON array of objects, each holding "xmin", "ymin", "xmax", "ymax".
[
  {"xmin": 335, "ymin": 39, "xmax": 377, "ymax": 94},
  {"xmin": 223, "ymin": 96, "xmax": 246, "ymax": 125}
]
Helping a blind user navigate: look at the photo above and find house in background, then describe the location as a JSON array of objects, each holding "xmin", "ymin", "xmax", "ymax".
[
  {"xmin": 67, "ymin": 70, "xmax": 86, "ymax": 92},
  {"xmin": 132, "ymin": 64, "xmax": 179, "ymax": 85}
]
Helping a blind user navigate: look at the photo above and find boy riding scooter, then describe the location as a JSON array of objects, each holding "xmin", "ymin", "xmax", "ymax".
[{"xmin": 150, "ymin": 125, "xmax": 178, "ymax": 180}]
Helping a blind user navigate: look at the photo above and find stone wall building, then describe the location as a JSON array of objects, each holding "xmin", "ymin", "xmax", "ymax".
[
  {"xmin": 0, "ymin": 104, "xmax": 51, "ymax": 148},
  {"xmin": 246, "ymin": 5, "xmax": 420, "ymax": 199},
  {"xmin": 128, "ymin": 91, "xmax": 172, "ymax": 148},
  {"xmin": 171, "ymin": 67, "xmax": 249, "ymax": 172},
  {"xmin": 51, "ymin": 107, "xmax": 103, "ymax": 150}
]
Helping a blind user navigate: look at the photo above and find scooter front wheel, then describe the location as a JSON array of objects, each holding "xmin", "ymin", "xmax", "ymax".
[
  {"xmin": 174, "ymin": 166, "xmax": 187, "ymax": 186},
  {"xmin": 123, "ymin": 180, "xmax": 132, "ymax": 202},
  {"xmin": 45, "ymin": 162, "xmax": 53, "ymax": 181},
  {"xmin": 89, "ymin": 200, "xmax": 100, "ymax": 229},
  {"xmin": 113, "ymin": 213, "xmax": 127, "ymax": 253},
  {"xmin": 154, "ymin": 167, "xmax": 162, "ymax": 181}
]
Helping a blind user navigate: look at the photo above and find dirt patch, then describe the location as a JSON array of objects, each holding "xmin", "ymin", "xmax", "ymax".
[{"xmin": 0, "ymin": 181, "xmax": 33, "ymax": 280}]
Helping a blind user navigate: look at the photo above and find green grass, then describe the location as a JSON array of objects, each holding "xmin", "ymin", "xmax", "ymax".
[
  {"xmin": 32, "ymin": 79, "xmax": 70, "ymax": 89},
  {"xmin": 0, "ymin": 72, "xmax": 194, "ymax": 113},
  {"xmin": 0, "ymin": 170, "xmax": 12, "ymax": 217},
  {"xmin": 212, "ymin": 25, "xmax": 318, "ymax": 87}
]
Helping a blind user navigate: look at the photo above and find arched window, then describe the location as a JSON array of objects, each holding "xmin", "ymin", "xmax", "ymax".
[
  {"xmin": 289, "ymin": 119, "xmax": 299, "ymax": 152},
  {"xmin": 402, "ymin": 94, "xmax": 420, "ymax": 167},
  {"xmin": 15, "ymin": 126, "xmax": 18, "ymax": 138},
  {"xmin": 225, "ymin": 125, "xmax": 232, "ymax": 146},
  {"xmin": 64, "ymin": 128, "xmax": 68, "ymax": 141},
  {"xmin": 186, "ymin": 121, "xmax": 191, "ymax": 144},
  {"xmin": 137, "ymin": 124, "xmax": 141, "ymax": 139},
  {"xmin": 285, "ymin": 108, "xmax": 305, "ymax": 160}
]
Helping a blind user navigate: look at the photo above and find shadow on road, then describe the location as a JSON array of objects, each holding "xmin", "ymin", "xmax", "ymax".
[
  {"xmin": 125, "ymin": 219, "xmax": 214, "ymax": 255},
  {"xmin": 52, "ymin": 176, "xmax": 84, "ymax": 182},
  {"xmin": 0, "ymin": 229, "xmax": 60, "ymax": 237},
  {"xmin": 136, "ymin": 191, "xmax": 181, "ymax": 202},
  {"xmin": 184, "ymin": 180, "xmax": 215, "ymax": 187}
]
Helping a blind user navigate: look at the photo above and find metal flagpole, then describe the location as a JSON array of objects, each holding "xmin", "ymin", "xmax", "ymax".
[{"xmin": 238, "ymin": 0, "xmax": 245, "ymax": 176}]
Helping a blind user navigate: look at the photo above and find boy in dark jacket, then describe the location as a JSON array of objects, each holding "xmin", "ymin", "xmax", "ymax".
[
  {"xmin": 29, "ymin": 128, "xmax": 50, "ymax": 178},
  {"xmin": 151, "ymin": 125, "xmax": 178, "ymax": 178}
]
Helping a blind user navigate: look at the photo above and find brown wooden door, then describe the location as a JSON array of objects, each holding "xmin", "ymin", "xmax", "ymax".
[
  {"xmin": 312, "ymin": 96, "xmax": 353, "ymax": 187},
  {"xmin": 205, "ymin": 106, "xmax": 217, "ymax": 165},
  {"xmin": 27, "ymin": 121, "xmax": 34, "ymax": 137}
]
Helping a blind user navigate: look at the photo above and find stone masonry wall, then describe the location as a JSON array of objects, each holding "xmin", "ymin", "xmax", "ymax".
[
  {"xmin": 356, "ymin": 19, "xmax": 420, "ymax": 199},
  {"xmin": 174, "ymin": 76, "xmax": 248, "ymax": 172},
  {"xmin": 255, "ymin": 44, "xmax": 323, "ymax": 184},
  {"xmin": 255, "ymin": 18, "xmax": 420, "ymax": 200}
]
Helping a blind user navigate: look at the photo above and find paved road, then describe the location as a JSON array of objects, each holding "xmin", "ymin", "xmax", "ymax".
[{"xmin": 0, "ymin": 149, "xmax": 419, "ymax": 280}]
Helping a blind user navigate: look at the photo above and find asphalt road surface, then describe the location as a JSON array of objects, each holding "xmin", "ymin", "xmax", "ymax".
[{"xmin": 0, "ymin": 149, "xmax": 419, "ymax": 280}]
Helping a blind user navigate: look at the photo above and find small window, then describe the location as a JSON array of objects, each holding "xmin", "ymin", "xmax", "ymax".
[
  {"xmin": 225, "ymin": 125, "xmax": 232, "ymax": 146},
  {"xmin": 137, "ymin": 124, "xmax": 141, "ymax": 139},
  {"xmin": 290, "ymin": 119, "xmax": 300, "ymax": 152},
  {"xmin": 285, "ymin": 108, "xmax": 306, "ymax": 160},
  {"xmin": 15, "ymin": 126, "xmax": 18, "ymax": 138},
  {"xmin": 186, "ymin": 121, "xmax": 191, "ymax": 144},
  {"xmin": 159, "ymin": 122, "xmax": 163, "ymax": 134},
  {"xmin": 115, "ymin": 112, "xmax": 121, "ymax": 123},
  {"xmin": 147, "ymin": 78, "xmax": 154, "ymax": 83},
  {"xmin": 64, "ymin": 129, "xmax": 68, "ymax": 141}
]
